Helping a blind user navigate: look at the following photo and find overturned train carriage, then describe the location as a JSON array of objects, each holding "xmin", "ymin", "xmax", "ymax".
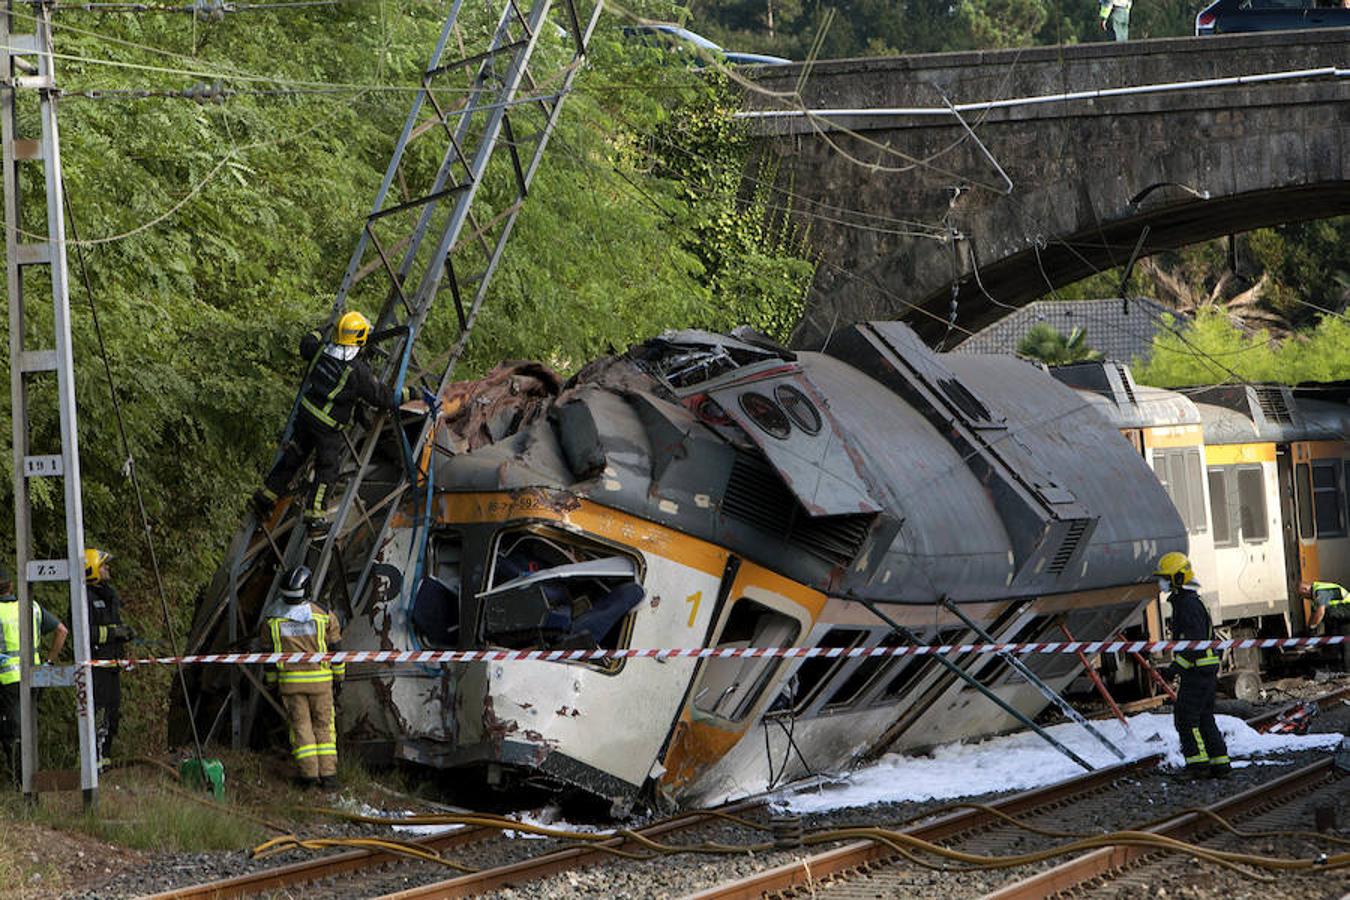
[
  {"xmin": 330, "ymin": 321, "xmax": 1181, "ymax": 810},
  {"xmin": 180, "ymin": 321, "xmax": 1183, "ymax": 811}
]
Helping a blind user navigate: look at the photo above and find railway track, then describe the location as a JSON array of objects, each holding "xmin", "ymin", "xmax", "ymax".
[
  {"xmin": 687, "ymin": 697, "xmax": 1348, "ymax": 900},
  {"xmin": 987, "ymin": 757, "xmax": 1342, "ymax": 898},
  {"xmin": 154, "ymin": 685, "xmax": 1348, "ymax": 899},
  {"xmin": 148, "ymin": 800, "xmax": 768, "ymax": 900}
]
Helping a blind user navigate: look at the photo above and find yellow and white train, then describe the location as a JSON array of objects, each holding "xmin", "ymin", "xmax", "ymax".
[{"xmin": 1062, "ymin": 364, "xmax": 1350, "ymax": 676}]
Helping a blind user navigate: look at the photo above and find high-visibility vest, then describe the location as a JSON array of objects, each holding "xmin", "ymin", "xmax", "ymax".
[
  {"xmin": 0, "ymin": 599, "xmax": 42, "ymax": 686},
  {"xmin": 265, "ymin": 605, "xmax": 343, "ymax": 687},
  {"xmin": 1312, "ymin": 582, "xmax": 1350, "ymax": 606}
]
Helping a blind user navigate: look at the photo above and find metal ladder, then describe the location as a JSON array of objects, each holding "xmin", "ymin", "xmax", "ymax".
[
  {"xmin": 180, "ymin": 0, "xmax": 603, "ymax": 748},
  {"xmin": 1, "ymin": 0, "xmax": 100, "ymax": 803}
]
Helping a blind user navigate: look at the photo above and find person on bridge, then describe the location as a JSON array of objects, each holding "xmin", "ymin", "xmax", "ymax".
[
  {"xmin": 1301, "ymin": 580, "xmax": 1349, "ymax": 668},
  {"xmin": 253, "ymin": 310, "xmax": 414, "ymax": 528},
  {"xmin": 261, "ymin": 565, "xmax": 344, "ymax": 789},
  {"xmin": 1154, "ymin": 552, "xmax": 1231, "ymax": 779},
  {"xmin": 0, "ymin": 568, "xmax": 67, "ymax": 783},
  {"xmin": 84, "ymin": 548, "xmax": 135, "ymax": 767},
  {"xmin": 1099, "ymin": 0, "xmax": 1131, "ymax": 41}
]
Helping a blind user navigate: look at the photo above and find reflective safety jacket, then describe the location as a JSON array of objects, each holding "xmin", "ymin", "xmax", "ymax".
[
  {"xmin": 1168, "ymin": 585, "xmax": 1220, "ymax": 671},
  {"xmin": 0, "ymin": 597, "xmax": 42, "ymax": 686},
  {"xmin": 87, "ymin": 582, "xmax": 128, "ymax": 661},
  {"xmin": 1099, "ymin": 0, "xmax": 1131, "ymax": 14},
  {"xmin": 1312, "ymin": 581, "xmax": 1350, "ymax": 610},
  {"xmin": 297, "ymin": 331, "xmax": 407, "ymax": 431},
  {"xmin": 261, "ymin": 601, "xmax": 344, "ymax": 694}
]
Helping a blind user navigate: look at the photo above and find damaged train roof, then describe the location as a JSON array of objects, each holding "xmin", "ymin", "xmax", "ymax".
[{"xmin": 430, "ymin": 321, "xmax": 1184, "ymax": 604}]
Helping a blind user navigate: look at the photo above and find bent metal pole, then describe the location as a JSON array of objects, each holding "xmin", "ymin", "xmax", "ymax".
[
  {"xmin": 942, "ymin": 597, "xmax": 1127, "ymax": 762},
  {"xmin": 860, "ymin": 600, "xmax": 1095, "ymax": 772}
]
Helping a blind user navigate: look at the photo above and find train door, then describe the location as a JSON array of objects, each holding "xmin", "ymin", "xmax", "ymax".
[
  {"xmin": 1279, "ymin": 442, "xmax": 1301, "ymax": 604},
  {"xmin": 1280, "ymin": 444, "xmax": 1312, "ymax": 631},
  {"xmin": 656, "ymin": 559, "xmax": 823, "ymax": 799}
]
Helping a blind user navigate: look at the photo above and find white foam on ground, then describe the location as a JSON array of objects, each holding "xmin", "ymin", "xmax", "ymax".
[{"xmin": 778, "ymin": 712, "xmax": 1342, "ymax": 814}]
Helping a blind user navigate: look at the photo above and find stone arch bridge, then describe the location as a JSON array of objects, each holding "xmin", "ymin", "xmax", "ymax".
[{"xmin": 742, "ymin": 31, "xmax": 1350, "ymax": 348}]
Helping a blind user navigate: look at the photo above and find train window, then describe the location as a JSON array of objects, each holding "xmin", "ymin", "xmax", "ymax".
[
  {"xmin": 693, "ymin": 598, "xmax": 800, "ymax": 721},
  {"xmin": 1296, "ymin": 464, "xmax": 1315, "ymax": 539},
  {"xmin": 410, "ymin": 532, "xmax": 463, "ymax": 648},
  {"xmin": 774, "ymin": 384, "xmax": 822, "ymax": 435},
  {"xmin": 478, "ymin": 527, "xmax": 645, "ymax": 666},
  {"xmin": 1207, "ymin": 468, "xmax": 1235, "ymax": 548},
  {"xmin": 876, "ymin": 627, "xmax": 964, "ymax": 701},
  {"xmin": 739, "ymin": 392, "xmax": 791, "ymax": 440},
  {"xmin": 1312, "ymin": 462, "xmax": 1345, "ymax": 538},
  {"xmin": 791, "ymin": 628, "xmax": 866, "ymax": 712},
  {"xmin": 823, "ymin": 631, "xmax": 900, "ymax": 709},
  {"xmin": 1236, "ymin": 466, "xmax": 1268, "ymax": 542},
  {"xmin": 1154, "ymin": 448, "xmax": 1207, "ymax": 535}
]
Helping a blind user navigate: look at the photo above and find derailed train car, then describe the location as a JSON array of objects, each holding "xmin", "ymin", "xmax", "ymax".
[{"xmin": 335, "ymin": 321, "xmax": 1181, "ymax": 810}]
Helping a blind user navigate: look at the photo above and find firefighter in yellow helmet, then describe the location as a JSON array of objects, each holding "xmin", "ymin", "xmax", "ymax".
[
  {"xmin": 1154, "ymin": 551, "xmax": 1230, "ymax": 778},
  {"xmin": 253, "ymin": 311, "xmax": 412, "ymax": 526},
  {"xmin": 84, "ymin": 548, "xmax": 134, "ymax": 767}
]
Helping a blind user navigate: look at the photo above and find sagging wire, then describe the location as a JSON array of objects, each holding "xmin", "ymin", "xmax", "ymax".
[
  {"xmin": 20, "ymin": 88, "xmax": 372, "ymax": 246},
  {"xmin": 63, "ymin": 193, "xmax": 210, "ymax": 774},
  {"xmin": 57, "ymin": 0, "xmax": 349, "ymax": 11},
  {"xmin": 606, "ymin": 0, "xmax": 1015, "ymax": 192}
]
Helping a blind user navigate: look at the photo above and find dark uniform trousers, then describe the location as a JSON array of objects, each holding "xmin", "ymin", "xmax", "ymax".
[
  {"xmin": 1175, "ymin": 667, "xmax": 1228, "ymax": 768},
  {"xmin": 263, "ymin": 411, "xmax": 345, "ymax": 520},
  {"xmin": 1168, "ymin": 585, "xmax": 1229, "ymax": 771}
]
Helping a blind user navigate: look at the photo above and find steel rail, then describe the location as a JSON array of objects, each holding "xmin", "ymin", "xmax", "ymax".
[
  {"xmin": 983, "ymin": 756, "xmax": 1339, "ymax": 898},
  {"xmin": 145, "ymin": 824, "xmax": 492, "ymax": 900},
  {"xmin": 683, "ymin": 755, "xmax": 1161, "ymax": 900},
  {"xmin": 377, "ymin": 799, "xmax": 769, "ymax": 899}
]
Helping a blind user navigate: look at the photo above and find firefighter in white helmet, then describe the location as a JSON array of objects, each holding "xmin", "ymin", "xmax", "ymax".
[{"xmin": 261, "ymin": 565, "xmax": 343, "ymax": 789}]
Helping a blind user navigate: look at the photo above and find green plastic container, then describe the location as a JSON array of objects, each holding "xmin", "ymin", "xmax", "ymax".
[{"xmin": 179, "ymin": 757, "xmax": 226, "ymax": 801}]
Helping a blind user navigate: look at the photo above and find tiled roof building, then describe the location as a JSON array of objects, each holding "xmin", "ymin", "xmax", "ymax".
[{"xmin": 951, "ymin": 297, "xmax": 1184, "ymax": 363}]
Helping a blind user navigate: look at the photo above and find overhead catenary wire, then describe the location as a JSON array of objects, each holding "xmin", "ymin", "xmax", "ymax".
[{"xmin": 63, "ymin": 193, "xmax": 209, "ymax": 770}]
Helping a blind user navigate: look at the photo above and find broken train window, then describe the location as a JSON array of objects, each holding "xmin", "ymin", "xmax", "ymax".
[
  {"xmin": 693, "ymin": 598, "xmax": 800, "ymax": 722},
  {"xmin": 477, "ymin": 526, "xmax": 645, "ymax": 665},
  {"xmin": 411, "ymin": 531, "xmax": 463, "ymax": 649}
]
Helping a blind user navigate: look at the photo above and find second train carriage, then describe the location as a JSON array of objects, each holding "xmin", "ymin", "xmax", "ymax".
[
  {"xmin": 330, "ymin": 322, "xmax": 1181, "ymax": 810},
  {"xmin": 1051, "ymin": 364, "xmax": 1350, "ymax": 682}
]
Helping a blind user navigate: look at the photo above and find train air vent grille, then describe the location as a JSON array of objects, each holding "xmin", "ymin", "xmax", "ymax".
[
  {"xmin": 721, "ymin": 451, "xmax": 798, "ymax": 534},
  {"xmin": 1046, "ymin": 519, "xmax": 1090, "ymax": 576},
  {"xmin": 1113, "ymin": 364, "xmax": 1137, "ymax": 405},
  {"xmin": 1254, "ymin": 387, "xmax": 1292, "ymax": 424},
  {"xmin": 722, "ymin": 451, "xmax": 874, "ymax": 569}
]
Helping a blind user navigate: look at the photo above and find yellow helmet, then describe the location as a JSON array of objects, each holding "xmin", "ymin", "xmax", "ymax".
[
  {"xmin": 1152, "ymin": 551, "xmax": 1193, "ymax": 589},
  {"xmin": 335, "ymin": 311, "xmax": 371, "ymax": 347},
  {"xmin": 84, "ymin": 548, "xmax": 111, "ymax": 584}
]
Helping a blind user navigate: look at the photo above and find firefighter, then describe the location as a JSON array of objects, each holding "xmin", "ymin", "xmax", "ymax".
[
  {"xmin": 261, "ymin": 565, "xmax": 344, "ymax": 789},
  {"xmin": 0, "ymin": 568, "xmax": 68, "ymax": 781},
  {"xmin": 253, "ymin": 311, "xmax": 413, "ymax": 527},
  {"xmin": 84, "ymin": 548, "xmax": 134, "ymax": 767},
  {"xmin": 1302, "ymin": 580, "xmax": 1350, "ymax": 669},
  {"xmin": 1154, "ymin": 551, "xmax": 1231, "ymax": 778}
]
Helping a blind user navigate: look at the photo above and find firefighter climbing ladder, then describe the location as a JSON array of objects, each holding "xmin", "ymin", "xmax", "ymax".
[
  {"xmin": 186, "ymin": 0, "xmax": 604, "ymax": 746},
  {"xmin": 1, "ymin": 0, "xmax": 100, "ymax": 803}
]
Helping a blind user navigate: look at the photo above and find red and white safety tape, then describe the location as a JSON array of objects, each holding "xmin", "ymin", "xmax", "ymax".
[{"xmin": 85, "ymin": 635, "xmax": 1346, "ymax": 668}]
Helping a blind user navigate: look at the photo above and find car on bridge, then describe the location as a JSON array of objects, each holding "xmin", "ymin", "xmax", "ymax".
[
  {"xmin": 623, "ymin": 23, "xmax": 792, "ymax": 67},
  {"xmin": 1195, "ymin": 0, "xmax": 1350, "ymax": 34}
]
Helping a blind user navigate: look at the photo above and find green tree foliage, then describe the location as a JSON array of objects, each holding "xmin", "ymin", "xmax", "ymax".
[
  {"xmin": 1016, "ymin": 322, "xmax": 1103, "ymax": 364},
  {"xmin": 1, "ymin": 3, "xmax": 815, "ymax": 753},
  {"xmin": 1134, "ymin": 310, "xmax": 1350, "ymax": 387}
]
